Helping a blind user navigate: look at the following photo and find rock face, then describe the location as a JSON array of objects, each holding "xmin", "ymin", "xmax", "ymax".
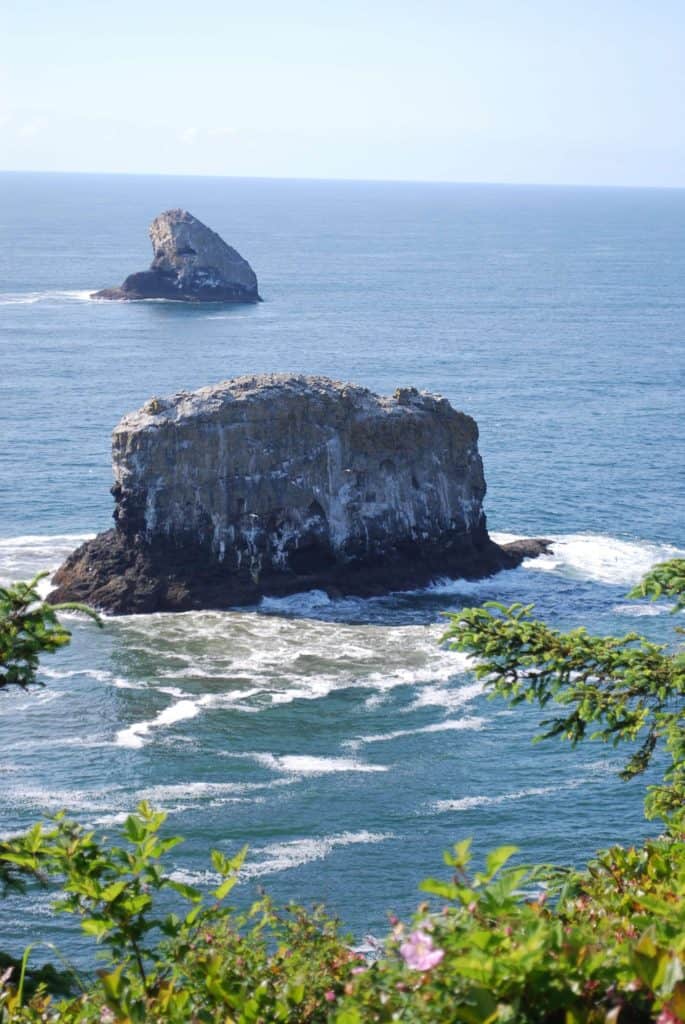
[
  {"xmin": 92, "ymin": 209, "xmax": 260, "ymax": 302},
  {"xmin": 51, "ymin": 375, "xmax": 549, "ymax": 614}
]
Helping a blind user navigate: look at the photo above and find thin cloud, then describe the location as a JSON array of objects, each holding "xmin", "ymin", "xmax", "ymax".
[{"xmin": 178, "ymin": 126, "xmax": 199, "ymax": 145}]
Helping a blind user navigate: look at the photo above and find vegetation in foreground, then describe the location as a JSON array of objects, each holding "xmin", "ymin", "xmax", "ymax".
[{"xmin": 0, "ymin": 563, "xmax": 682, "ymax": 1023}]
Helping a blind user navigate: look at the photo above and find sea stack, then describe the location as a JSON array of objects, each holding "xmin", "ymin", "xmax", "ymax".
[
  {"xmin": 92, "ymin": 209, "xmax": 260, "ymax": 302},
  {"xmin": 51, "ymin": 375, "xmax": 549, "ymax": 614}
]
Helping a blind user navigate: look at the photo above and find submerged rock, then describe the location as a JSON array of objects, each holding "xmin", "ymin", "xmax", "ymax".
[
  {"xmin": 51, "ymin": 375, "xmax": 549, "ymax": 614},
  {"xmin": 92, "ymin": 209, "xmax": 260, "ymax": 302}
]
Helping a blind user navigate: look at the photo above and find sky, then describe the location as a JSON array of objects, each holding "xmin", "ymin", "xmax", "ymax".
[{"xmin": 2, "ymin": 0, "xmax": 685, "ymax": 187}]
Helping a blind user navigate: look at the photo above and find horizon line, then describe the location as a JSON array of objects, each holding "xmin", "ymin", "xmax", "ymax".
[{"xmin": 1, "ymin": 167, "xmax": 684, "ymax": 193}]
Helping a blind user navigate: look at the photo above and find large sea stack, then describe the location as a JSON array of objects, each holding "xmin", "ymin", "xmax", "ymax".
[
  {"xmin": 92, "ymin": 209, "xmax": 260, "ymax": 302},
  {"xmin": 51, "ymin": 375, "xmax": 548, "ymax": 614}
]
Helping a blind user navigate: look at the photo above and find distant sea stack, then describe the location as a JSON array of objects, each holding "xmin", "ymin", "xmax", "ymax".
[
  {"xmin": 51, "ymin": 375, "xmax": 549, "ymax": 614},
  {"xmin": 92, "ymin": 209, "xmax": 261, "ymax": 303}
]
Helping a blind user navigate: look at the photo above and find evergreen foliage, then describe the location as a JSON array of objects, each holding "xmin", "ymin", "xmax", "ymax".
[{"xmin": 0, "ymin": 574, "xmax": 100, "ymax": 691}]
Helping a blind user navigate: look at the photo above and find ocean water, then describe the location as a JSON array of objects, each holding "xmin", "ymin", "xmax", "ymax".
[{"xmin": 0, "ymin": 172, "xmax": 683, "ymax": 961}]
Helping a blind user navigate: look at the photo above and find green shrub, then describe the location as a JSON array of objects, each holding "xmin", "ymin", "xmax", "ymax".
[{"xmin": 0, "ymin": 574, "xmax": 99, "ymax": 692}]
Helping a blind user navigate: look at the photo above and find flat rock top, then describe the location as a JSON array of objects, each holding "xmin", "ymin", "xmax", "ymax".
[{"xmin": 116, "ymin": 374, "xmax": 462, "ymax": 433}]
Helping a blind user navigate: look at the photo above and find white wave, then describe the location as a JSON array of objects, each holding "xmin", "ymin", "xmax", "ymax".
[
  {"xmin": 111, "ymin": 613, "xmax": 470, "ymax": 717},
  {"xmin": 422, "ymin": 575, "xmax": 505, "ymax": 598},
  {"xmin": 136, "ymin": 779, "xmax": 283, "ymax": 803},
  {"xmin": 363, "ymin": 692, "xmax": 388, "ymax": 709},
  {"xmin": 115, "ymin": 698, "xmax": 202, "ymax": 748},
  {"xmin": 91, "ymin": 811, "xmax": 131, "ymax": 827},
  {"xmin": 242, "ymin": 830, "xmax": 394, "ymax": 879},
  {"xmin": 433, "ymin": 780, "xmax": 582, "ymax": 813},
  {"xmin": 38, "ymin": 667, "xmax": 139, "ymax": 691},
  {"xmin": 170, "ymin": 867, "xmax": 220, "ymax": 885},
  {"xmin": 161, "ymin": 832, "xmax": 393, "ymax": 886},
  {"xmin": 0, "ymin": 289, "xmax": 92, "ymax": 305},
  {"xmin": 260, "ymin": 589, "xmax": 332, "ymax": 614},
  {"xmin": 241, "ymin": 753, "xmax": 387, "ymax": 774},
  {"xmin": 429, "ymin": 532, "xmax": 683, "ymax": 592},
  {"xmin": 3, "ymin": 783, "xmax": 124, "ymax": 815},
  {"xmin": 0, "ymin": 689, "xmax": 66, "ymax": 714},
  {"xmin": 0, "ymin": 532, "xmax": 94, "ymax": 586},
  {"xmin": 40, "ymin": 667, "xmax": 110, "ymax": 682},
  {"xmin": 407, "ymin": 676, "xmax": 482, "ymax": 711},
  {"xmin": 523, "ymin": 534, "xmax": 684, "ymax": 586},
  {"xmin": 612, "ymin": 602, "xmax": 675, "ymax": 617},
  {"xmin": 344, "ymin": 715, "xmax": 485, "ymax": 750}
]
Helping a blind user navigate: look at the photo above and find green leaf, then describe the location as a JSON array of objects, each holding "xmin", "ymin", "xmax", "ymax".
[
  {"xmin": 168, "ymin": 880, "xmax": 203, "ymax": 903},
  {"xmin": 100, "ymin": 880, "xmax": 127, "ymax": 902},
  {"xmin": 82, "ymin": 919, "xmax": 110, "ymax": 938},
  {"xmin": 483, "ymin": 845, "xmax": 519, "ymax": 881},
  {"xmin": 214, "ymin": 875, "xmax": 238, "ymax": 900}
]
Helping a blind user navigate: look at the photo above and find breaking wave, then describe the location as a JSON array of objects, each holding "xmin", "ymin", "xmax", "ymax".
[
  {"xmin": 235, "ymin": 753, "xmax": 388, "ymax": 775},
  {"xmin": 492, "ymin": 531, "xmax": 684, "ymax": 587},
  {"xmin": 0, "ymin": 289, "xmax": 93, "ymax": 306},
  {"xmin": 432, "ymin": 782, "xmax": 582, "ymax": 814},
  {"xmin": 344, "ymin": 715, "xmax": 485, "ymax": 750},
  {"xmin": 242, "ymin": 830, "xmax": 395, "ymax": 878},
  {"xmin": 0, "ymin": 532, "xmax": 94, "ymax": 588},
  {"xmin": 169, "ymin": 830, "xmax": 393, "ymax": 884}
]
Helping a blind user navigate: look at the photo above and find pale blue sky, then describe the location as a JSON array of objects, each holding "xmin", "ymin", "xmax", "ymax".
[{"xmin": 3, "ymin": 0, "xmax": 685, "ymax": 186}]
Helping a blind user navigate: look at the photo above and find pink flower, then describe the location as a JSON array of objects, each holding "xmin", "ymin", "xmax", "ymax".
[
  {"xmin": 324, "ymin": 990, "xmax": 336, "ymax": 1003},
  {"xmin": 400, "ymin": 930, "xmax": 445, "ymax": 971},
  {"xmin": 656, "ymin": 1008, "xmax": 682, "ymax": 1024},
  {"xmin": 351, "ymin": 966, "xmax": 366, "ymax": 975}
]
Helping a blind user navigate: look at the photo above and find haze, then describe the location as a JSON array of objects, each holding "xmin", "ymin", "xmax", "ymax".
[{"xmin": 3, "ymin": 0, "xmax": 685, "ymax": 187}]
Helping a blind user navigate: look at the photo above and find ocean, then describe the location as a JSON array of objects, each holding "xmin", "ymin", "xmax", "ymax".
[{"xmin": 0, "ymin": 171, "xmax": 683, "ymax": 961}]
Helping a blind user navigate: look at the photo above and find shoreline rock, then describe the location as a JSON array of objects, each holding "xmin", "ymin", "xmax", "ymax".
[
  {"xmin": 50, "ymin": 375, "xmax": 550, "ymax": 614},
  {"xmin": 92, "ymin": 209, "xmax": 261, "ymax": 303}
]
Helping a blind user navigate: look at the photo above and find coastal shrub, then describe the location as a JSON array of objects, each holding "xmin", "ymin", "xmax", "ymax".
[
  {"xmin": 0, "ymin": 804, "xmax": 359, "ymax": 1022},
  {"xmin": 0, "ymin": 576, "xmax": 99, "ymax": 899},
  {"xmin": 440, "ymin": 559, "xmax": 685, "ymax": 821},
  {"xmin": 0, "ymin": 574, "xmax": 99, "ymax": 692},
  {"xmin": 1, "ymin": 809, "xmax": 683, "ymax": 1023},
  {"xmin": 0, "ymin": 561, "xmax": 683, "ymax": 1022}
]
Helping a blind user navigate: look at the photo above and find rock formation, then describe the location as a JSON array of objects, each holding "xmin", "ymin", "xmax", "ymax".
[
  {"xmin": 51, "ymin": 375, "xmax": 549, "ymax": 614},
  {"xmin": 92, "ymin": 209, "xmax": 260, "ymax": 302}
]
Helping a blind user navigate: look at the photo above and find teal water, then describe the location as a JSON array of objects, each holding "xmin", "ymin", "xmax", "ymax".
[{"xmin": 0, "ymin": 172, "xmax": 683, "ymax": 960}]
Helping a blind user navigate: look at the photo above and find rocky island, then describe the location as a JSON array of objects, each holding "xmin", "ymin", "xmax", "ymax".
[
  {"xmin": 51, "ymin": 375, "xmax": 549, "ymax": 614},
  {"xmin": 92, "ymin": 209, "xmax": 261, "ymax": 302}
]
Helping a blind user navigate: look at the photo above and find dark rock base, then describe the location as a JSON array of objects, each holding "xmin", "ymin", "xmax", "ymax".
[
  {"xmin": 49, "ymin": 530, "xmax": 551, "ymax": 615},
  {"xmin": 92, "ymin": 270, "xmax": 261, "ymax": 303}
]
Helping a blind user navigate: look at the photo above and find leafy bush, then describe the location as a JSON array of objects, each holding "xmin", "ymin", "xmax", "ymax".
[
  {"xmin": 0, "ymin": 576, "xmax": 99, "ymax": 899},
  {"xmin": 440, "ymin": 561, "xmax": 685, "ymax": 821},
  {"xmin": 0, "ymin": 574, "xmax": 99, "ymax": 691},
  {"xmin": 0, "ymin": 805, "xmax": 359, "ymax": 1022}
]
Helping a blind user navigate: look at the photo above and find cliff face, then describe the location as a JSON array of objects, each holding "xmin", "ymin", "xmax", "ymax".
[
  {"xmin": 51, "ymin": 375, "xmax": 547, "ymax": 614},
  {"xmin": 92, "ymin": 209, "xmax": 260, "ymax": 302}
]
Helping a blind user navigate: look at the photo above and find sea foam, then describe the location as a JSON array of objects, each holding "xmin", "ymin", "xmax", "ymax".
[
  {"xmin": 238, "ymin": 753, "xmax": 388, "ymax": 775},
  {"xmin": 0, "ymin": 289, "xmax": 92, "ymax": 306},
  {"xmin": 492, "ymin": 532, "xmax": 684, "ymax": 587},
  {"xmin": 344, "ymin": 715, "xmax": 486, "ymax": 750}
]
